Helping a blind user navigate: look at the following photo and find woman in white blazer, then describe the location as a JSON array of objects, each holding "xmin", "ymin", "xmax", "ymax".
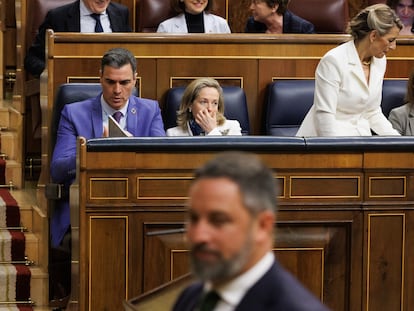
[
  {"xmin": 296, "ymin": 4, "xmax": 402, "ymax": 137},
  {"xmin": 157, "ymin": 0, "xmax": 231, "ymax": 33},
  {"xmin": 166, "ymin": 78, "xmax": 242, "ymax": 136}
]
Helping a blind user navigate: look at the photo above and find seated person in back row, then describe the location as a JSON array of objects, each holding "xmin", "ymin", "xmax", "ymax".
[
  {"xmin": 388, "ymin": 68, "xmax": 414, "ymax": 134},
  {"xmin": 245, "ymin": 0, "xmax": 315, "ymax": 34},
  {"xmin": 157, "ymin": 0, "xmax": 231, "ymax": 33},
  {"xmin": 387, "ymin": 0, "xmax": 414, "ymax": 35},
  {"xmin": 24, "ymin": 0, "xmax": 131, "ymax": 77},
  {"xmin": 166, "ymin": 78, "xmax": 242, "ymax": 136}
]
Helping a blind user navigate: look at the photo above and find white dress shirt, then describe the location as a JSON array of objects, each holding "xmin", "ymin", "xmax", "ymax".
[
  {"xmin": 204, "ymin": 252, "xmax": 275, "ymax": 311},
  {"xmin": 80, "ymin": 0, "xmax": 112, "ymax": 33}
]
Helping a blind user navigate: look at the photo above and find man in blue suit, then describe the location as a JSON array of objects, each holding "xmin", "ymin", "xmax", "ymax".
[
  {"xmin": 173, "ymin": 152, "xmax": 330, "ymax": 311},
  {"xmin": 25, "ymin": 0, "xmax": 132, "ymax": 77},
  {"xmin": 49, "ymin": 47, "xmax": 165, "ymax": 307}
]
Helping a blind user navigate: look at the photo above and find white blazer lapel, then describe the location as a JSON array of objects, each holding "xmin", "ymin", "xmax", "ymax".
[
  {"xmin": 346, "ymin": 41, "xmax": 368, "ymax": 88},
  {"xmin": 174, "ymin": 14, "xmax": 188, "ymax": 32},
  {"xmin": 204, "ymin": 12, "xmax": 214, "ymax": 33},
  {"xmin": 368, "ymin": 56, "xmax": 385, "ymax": 90}
]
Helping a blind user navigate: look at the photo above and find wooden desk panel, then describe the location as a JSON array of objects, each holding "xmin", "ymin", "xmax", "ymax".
[{"xmin": 69, "ymin": 138, "xmax": 414, "ymax": 311}]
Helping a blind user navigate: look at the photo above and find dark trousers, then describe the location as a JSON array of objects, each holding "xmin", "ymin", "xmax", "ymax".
[{"xmin": 49, "ymin": 229, "xmax": 71, "ymax": 301}]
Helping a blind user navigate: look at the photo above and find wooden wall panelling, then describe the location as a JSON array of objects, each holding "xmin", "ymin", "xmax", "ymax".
[
  {"xmin": 364, "ymin": 213, "xmax": 406, "ymax": 311},
  {"xmin": 73, "ymin": 139, "xmax": 414, "ymax": 311}
]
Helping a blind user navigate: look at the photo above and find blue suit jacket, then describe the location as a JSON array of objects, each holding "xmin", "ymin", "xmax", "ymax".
[
  {"xmin": 50, "ymin": 94, "xmax": 165, "ymax": 247},
  {"xmin": 245, "ymin": 10, "xmax": 315, "ymax": 34},
  {"xmin": 24, "ymin": 0, "xmax": 131, "ymax": 76},
  {"xmin": 172, "ymin": 261, "xmax": 330, "ymax": 311}
]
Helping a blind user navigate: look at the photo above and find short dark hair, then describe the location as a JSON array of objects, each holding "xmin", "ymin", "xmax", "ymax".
[
  {"xmin": 252, "ymin": 0, "xmax": 289, "ymax": 15},
  {"xmin": 194, "ymin": 151, "xmax": 278, "ymax": 215},
  {"xmin": 101, "ymin": 48, "xmax": 137, "ymax": 73}
]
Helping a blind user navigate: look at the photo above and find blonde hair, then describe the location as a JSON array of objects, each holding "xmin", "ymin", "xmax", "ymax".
[
  {"xmin": 348, "ymin": 4, "xmax": 402, "ymax": 40},
  {"xmin": 176, "ymin": 77, "xmax": 226, "ymax": 130}
]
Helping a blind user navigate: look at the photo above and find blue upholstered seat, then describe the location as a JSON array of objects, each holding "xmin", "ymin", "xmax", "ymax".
[
  {"xmin": 381, "ymin": 79, "xmax": 407, "ymax": 118},
  {"xmin": 265, "ymin": 79, "xmax": 407, "ymax": 136},
  {"xmin": 163, "ymin": 86, "xmax": 250, "ymax": 135},
  {"xmin": 52, "ymin": 83, "xmax": 138, "ymax": 149},
  {"xmin": 265, "ymin": 80, "xmax": 315, "ymax": 136}
]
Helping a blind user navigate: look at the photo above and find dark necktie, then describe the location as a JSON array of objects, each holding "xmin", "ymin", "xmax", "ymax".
[
  {"xmin": 91, "ymin": 13, "xmax": 104, "ymax": 33},
  {"xmin": 198, "ymin": 291, "xmax": 220, "ymax": 311},
  {"xmin": 112, "ymin": 111, "xmax": 123, "ymax": 123}
]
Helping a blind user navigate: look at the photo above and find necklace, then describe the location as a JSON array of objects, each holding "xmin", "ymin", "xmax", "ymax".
[{"xmin": 362, "ymin": 59, "xmax": 371, "ymax": 66}]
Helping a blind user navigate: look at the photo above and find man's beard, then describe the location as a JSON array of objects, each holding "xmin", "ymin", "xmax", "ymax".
[{"xmin": 189, "ymin": 233, "xmax": 253, "ymax": 283}]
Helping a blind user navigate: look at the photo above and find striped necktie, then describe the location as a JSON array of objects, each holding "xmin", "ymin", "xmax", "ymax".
[{"xmin": 91, "ymin": 13, "xmax": 104, "ymax": 33}]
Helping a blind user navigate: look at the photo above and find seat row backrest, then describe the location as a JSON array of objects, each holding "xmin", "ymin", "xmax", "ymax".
[
  {"xmin": 136, "ymin": 0, "xmax": 350, "ymax": 33},
  {"xmin": 51, "ymin": 83, "xmax": 139, "ymax": 151},
  {"xmin": 52, "ymin": 83, "xmax": 249, "ymax": 150},
  {"xmin": 51, "ymin": 78, "xmax": 405, "ymax": 153},
  {"xmin": 265, "ymin": 79, "xmax": 408, "ymax": 136},
  {"xmin": 288, "ymin": 0, "xmax": 349, "ymax": 34}
]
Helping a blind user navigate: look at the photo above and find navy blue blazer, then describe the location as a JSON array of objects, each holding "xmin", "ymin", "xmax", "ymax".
[
  {"xmin": 245, "ymin": 10, "xmax": 315, "ymax": 34},
  {"xmin": 172, "ymin": 260, "xmax": 330, "ymax": 311},
  {"xmin": 24, "ymin": 0, "xmax": 131, "ymax": 76}
]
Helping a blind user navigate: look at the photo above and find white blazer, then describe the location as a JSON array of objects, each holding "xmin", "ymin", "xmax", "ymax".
[
  {"xmin": 166, "ymin": 119, "xmax": 242, "ymax": 136},
  {"xmin": 296, "ymin": 40, "xmax": 400, "ymax": 137},
  {"xmin": 156, "ymin": 12, "xmax": 231, "ymax": 33}
]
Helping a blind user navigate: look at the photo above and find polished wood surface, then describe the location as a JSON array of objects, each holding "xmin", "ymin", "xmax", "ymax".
[{"xmin": 70, "ymin": 137, "xmax": 414, "ymax": 311}]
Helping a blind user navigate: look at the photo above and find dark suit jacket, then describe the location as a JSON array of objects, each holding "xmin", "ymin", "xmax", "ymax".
[
  {"xmin": 49, "ymin": 94, "xmax": 165, "ymax": 247},
  {"xmin": 24, "ymin": 0, "xmax": 131, "ymax": 76},
  {"xmin": 172, "ymin": 260, "xmax": 330, "ymax": 311},
  {"xmin": 245, "ymin": 10, "xmax": 315, "ymax": 34}
]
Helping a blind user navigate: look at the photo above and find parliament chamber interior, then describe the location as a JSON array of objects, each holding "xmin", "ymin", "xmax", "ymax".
[{"xmin": 1, "ymin": 0, "xmax": 414, "ymax": 310}]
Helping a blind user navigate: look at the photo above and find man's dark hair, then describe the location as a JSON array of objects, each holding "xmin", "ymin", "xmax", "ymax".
[
  {"xmin": 194, "ymin": 151, "xmax": 278, "ymax": 215},
  {"xmin": 101, "ymin": 47, "xmax": 137, "ymax": 73}
]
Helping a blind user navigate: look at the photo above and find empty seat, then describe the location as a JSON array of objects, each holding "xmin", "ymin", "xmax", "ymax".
[
  {"xmin": 136, "ymin": 0, "xmax": 175, "ymax": 32},
  {"xmin": 265, "ymin": 80, "xmax": 315, "ymax": 136},
  {"xmin": 288, "ymin": 0, "xmax": 349, "ymax": 33},
  {"xmin": 163, "ymin": 86, "xmax": 250, "ymax": 135}
]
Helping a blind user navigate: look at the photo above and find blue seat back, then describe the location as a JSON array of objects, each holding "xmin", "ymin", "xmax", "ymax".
[
  {"xmin": 163, "ymin": 86, "xmax": 250, "ymax": 135},
  {"xmin": 52, "ymin": 83, "xmax": 138, "ymax": 149},
  {"xmin": 266, "ymin": 80, "xmax": 315, "ymax": 136},
  {"xmin": 381, "ymin": 79, "xmax": 407, "ymax": 118}
]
